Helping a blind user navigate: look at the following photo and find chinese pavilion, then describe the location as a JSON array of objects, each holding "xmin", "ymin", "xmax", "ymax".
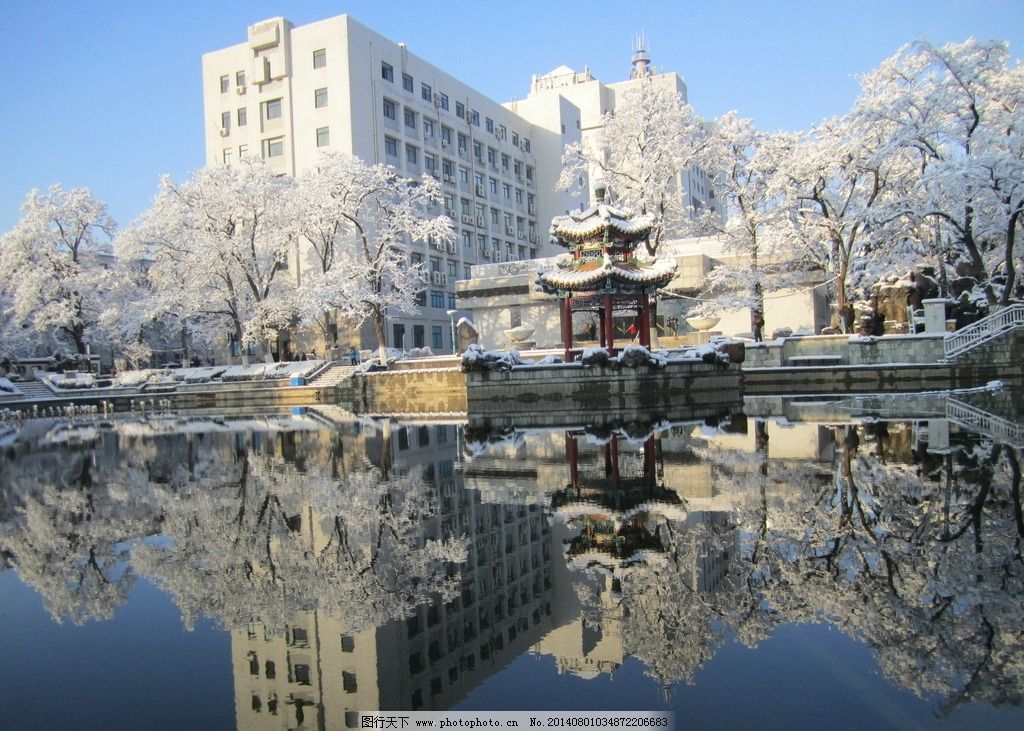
[{"xmin": 539, "ymin": 185, "xmax": 677, "ymax": 361}]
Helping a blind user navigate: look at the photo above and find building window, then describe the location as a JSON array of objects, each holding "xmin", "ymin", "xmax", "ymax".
[
  {"xmin": 431, "ymin": 291, "xmax": 445, "ymax": 308},
  {"xmin": 317, "ymin": 127, "xmax": 330, "ymax": 147},
  {"xmin": 220, "ymin": 111, "xmax": 230, "ymax": 130},
  {"xmin": 381, "ymin": 61, "xmax": 393, "ymax": 82},
  {"xmin": 432, "ymin": 326, "xmax": 443, "ymax": 350},
  {"xmin": 237, "ymin": 107, "xmax": 247, "ymax": 126},
  {"xmin": 441, "ymin": 126, "xmax": 451, "ymax": 146},
  {"xmin": 404, "ymin": 108, "xmax": 417, "ymax": 129},
  {"xmin": 498, "ymin": 124, "xmax": 507, "ymax": 140},
  {"xmin": 385, "ymin": 136, "xmax": 398, "ymax": 158},
  {"xmin": 314, "ymin": 87, "xmax": 328, "ymax": 108},
  {"xmin": 341, "ymin": 635, "xmax": 355, "ymax": 652},
  {"xmin": 238, "ymin": 144, "xmax": 248, "ymax": 158},
  {"xmin": 294, "ymin": 664, "xmax": 311, "ymax": 685},
  {"xmin": 219, "ymin": 75, "xmax": 229, "ymax": 93},
  {"xmin": 263, "ymin": 137, "xmax": 284, "ymax": 158},
  {"xmin": 425, "ymin": 154, "xmax": 436, "ymax": 172},
  {"xmin": 447, "ymin": 292, "xmax": 456, "ymax": 310},
  {"xmin": 343, "ymin": 672, "xmax": 358, "ymax": 693},
  {"xmin": 405, "ymin": 144, "xmax": 418, "ymax": 165},
  {"xmin": 438, "ymin": 92, "xmax": 449, "ymax": 111},
  {"xmin": 523, "ymin": 138, "xmax": 531, "ymax": 153},
  {"xmin": 383, "ymin": 99, "xmax": 396, "ymax": 120},
  {"xmin": 264, "ymin": 98, "xmax": 282, "ymax": 120},
  {"xmin": 421, "ymin": 82, "xmax": 432, "ymax": 102},
  {"xmin": 455, "ymin": 101, "xmax": 465, "ymax": 119},
  {"xmin": 423, "ymin": 118, "xmax": 434, "ymax": 138},
  {"xmin": 512, "ymin": 132, "xmax": 519, "ymax": 146},
  {"xmin": 470, "ymin": 110, "xmax": 480, "ymax": 126},
  {"xmin": 235, "ymin": 70, "xmax": 246, "ymax": 87},
  {"xmin": 402, "ymin": 73, "xmax": 414, "ymax": 92},
  {"xmin": 313, "ymin": 48, "xmax": 326, "ymax": 68},
  {"xmin": 485, "ymin": 117, "xmax": 494, "ymax": 133},
  {"xmin": 222, "ymin": 148, "xmax": 232, "ymax": 165}
]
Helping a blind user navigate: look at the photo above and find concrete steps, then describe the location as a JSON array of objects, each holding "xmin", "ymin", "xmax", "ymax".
[
  {"xmin": 307, "ymin": 363, "xmax": 360, "ymax": 387},
  {"xmin": 11, "ymin": 380, "xmax": 55, "ymax": 400}
]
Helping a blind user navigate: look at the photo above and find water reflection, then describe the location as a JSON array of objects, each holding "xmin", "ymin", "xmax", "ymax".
[{"xmin": 0, "ymin": 405, "xmax": 1022, "ymax": 728}]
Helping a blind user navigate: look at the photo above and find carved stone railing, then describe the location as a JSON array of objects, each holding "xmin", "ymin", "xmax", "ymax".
[
  {"xmin": 944, "ymin": 303, "xmax": 1024, "ymax": 359},
  {"xmin": 946, "ymin": 397, "xmax": 1024, "ymax": 448}
]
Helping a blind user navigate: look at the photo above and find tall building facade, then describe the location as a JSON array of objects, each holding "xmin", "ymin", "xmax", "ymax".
[
  {"xmin": 510, "ymin": 35, "xmax": 722, "ymax": 227},
  {"xmin": 202, "ymin": 15, "xmax": 578, "ymax": 356},
  {"xmin": 202, "ymin": 16, "xmax": 716, "ymax": 358}
]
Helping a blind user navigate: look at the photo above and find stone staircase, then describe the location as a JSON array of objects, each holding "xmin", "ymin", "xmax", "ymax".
[
  {"xmin": 306, "ymin": 363, "xmax": 361, "ymax": 387},
  {"xmin": 945, "ymin": 303, "xmax": 1024, "ymax": 359},
  {"xmin": 11, "ymin": 379, "xmax": 55, "ymax": 401}
]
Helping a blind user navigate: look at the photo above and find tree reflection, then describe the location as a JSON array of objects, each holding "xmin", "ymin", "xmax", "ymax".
[{"xmin": 0, "ymin": 420, "xmax": 467, "ymax": 633}]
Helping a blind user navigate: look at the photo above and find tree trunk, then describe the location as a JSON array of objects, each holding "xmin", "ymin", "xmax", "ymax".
[{"xmin": 372, "ymin": 307, "xmax": 388, "ymax": 365}]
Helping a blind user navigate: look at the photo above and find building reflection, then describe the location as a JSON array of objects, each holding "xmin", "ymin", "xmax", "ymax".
[{"xmin": 230, "ymin": 420, "xmax": 560, "ymax": 729}]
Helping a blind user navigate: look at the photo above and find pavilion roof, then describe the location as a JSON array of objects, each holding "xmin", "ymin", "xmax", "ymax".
[
  {"xmin": 550, "ymin": 202, "xmax": 656, "ymax": 246},
  {"xmin": 538, "ymin": 251, "xmax": 677, "ymax": 292}
]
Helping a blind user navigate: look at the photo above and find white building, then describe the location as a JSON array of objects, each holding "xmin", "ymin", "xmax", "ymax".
[
  {"xmin": 509, "ymin": 34, "xmax": 723, "ymax": 228},
  {"xmin": 202, "ymin": 15, "xmax": 578, "ymax": 357}
]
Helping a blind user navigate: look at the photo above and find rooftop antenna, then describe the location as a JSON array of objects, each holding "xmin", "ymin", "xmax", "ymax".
[{"xmin": 630, "ymin": 31, "xmax": 651, "ymax": 79}]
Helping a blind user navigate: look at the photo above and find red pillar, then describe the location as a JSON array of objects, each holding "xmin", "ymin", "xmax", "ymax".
[
  {"xmin": 561, "ymin": 297, "xmax": 573, "ymax": 362},
  {"xmin": 639, "ymin": 292, "xmax": 651, "ymax": 348},
  {"xmin": 604, "ymin": 293, "xmax": 615, "ymax": 356},
  {"xmin": 609, "ymin": 434, "xmax": 621, "ymax": 491},
  {"xmin": 566, "ymin": 432, "xmax": 579, "ymax": 493}
]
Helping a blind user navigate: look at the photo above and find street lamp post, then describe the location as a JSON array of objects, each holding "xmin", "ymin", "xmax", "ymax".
[{"xmin": 447, "ymin": 309, "xmax": 458, "ymax": 355}]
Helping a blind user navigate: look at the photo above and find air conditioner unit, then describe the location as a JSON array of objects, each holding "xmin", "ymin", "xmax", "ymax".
[
  {"xmin": 517, "ymin": 232, "xmax": 526, "ymax": 240},
  {"xmin": 219, "ymin": 128, "xmax": 230, "ymax": 137},
  {"xmin": 430, "ymin": 170, "xmax": 440, "ymax": 179},
  {"xmin": 431, "ymin": 272, "xmax": 443, "ymax": 285},
  {"xmin": 446, "ymin": 241, "xmax": 457, "ymax": 254},
  {"xmin": 442, "ymin": 140, "xmax": 449, "ymax": 148},
  {"xmin": 236, "ymin": 86, "xmax": 246, "ymax": 95},
  {"xmin": 443, "ymin": 174, "xmax": 453, "ymax": 183},
  {"xmin": 476, "ymin": 217, "xmax": 484, "ymax": 227},
  {"xmin": 505, "ymin": 227, "xmax": 514, "ymax": 235},
  {"xmin": 529, "ymin": 233, "xmax": 537, "ymax": 243},
  {"xmin": 440, "ymin": 273, "xmax": 448, "ymax": 286},
  {"xmin": 483, "ymin": 249, "xmax": 491, "ymax": 259},
  {"xmin": 475, "ymin": 186, "xmax": 485, "ymax": 197}
]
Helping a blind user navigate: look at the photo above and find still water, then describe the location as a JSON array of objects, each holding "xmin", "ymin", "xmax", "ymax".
[{"xmin": 1, "ymin": 397, "xmax": 1022, "ymax": 730}]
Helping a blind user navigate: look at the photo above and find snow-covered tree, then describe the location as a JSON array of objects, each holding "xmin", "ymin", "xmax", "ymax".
[
  {"xmin": 695, "ymin": 113, "xmax": 798, "ymax": 328},
  {"xmin": 125, "ymin": 159, "xmax": 297, "ymax": 363},
  {"xmin": 857, "ymin": 39, "xmax": 1024, "ymax": 306},
  {"xmin": 781, "ymin": 114, "xmax": 922, "ymax": 328},
  {"xmin": 559, "ymin": 79, "xmax": 707, "ymax": 253},
  {"xmin": 0, "ymin": 185, "xmax": 115, "ymax": 356},
  {"xmin": 293, "ymin": 152, "xmax": 452, "ymax": 362}
]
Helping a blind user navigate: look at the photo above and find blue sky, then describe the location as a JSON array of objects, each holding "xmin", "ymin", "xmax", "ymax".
[{"xmin": 3, "ymin": 0, "xmax": 1022, "ymax": 232}]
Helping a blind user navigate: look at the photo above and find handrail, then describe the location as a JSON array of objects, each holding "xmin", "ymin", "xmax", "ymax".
[
  {"xmin": 944, "ymin": 303, "xmax": 1024, "ymax": 359},
  {"xmin": 946, "ymin": 398, "xmax": 1024, "ymax": 448}
]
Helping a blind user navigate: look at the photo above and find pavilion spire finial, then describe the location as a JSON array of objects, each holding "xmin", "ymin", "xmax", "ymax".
[{"xmin": 630, "ymin": 31, "xmax": 651, "ymax": 79}]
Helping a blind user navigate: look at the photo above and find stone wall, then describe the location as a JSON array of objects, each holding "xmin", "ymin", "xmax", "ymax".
[
  {"xmin": 742, "ymin": 334, "xmax": 947, "ymax": 368},
  {"xmin": 466, "ymin": 361, "xmax": 743, "ymax": 430},
  {"xmin": 346, "ymin": 368, "xmax": 467, "ymax": 415}
]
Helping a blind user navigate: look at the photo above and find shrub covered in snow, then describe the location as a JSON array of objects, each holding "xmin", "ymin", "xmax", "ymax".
[
  {"xmin": 43, "ymin": 371, "xmax": 97, "ymax": 389},
  {"xmin": 461, "ymin": 344, "xmax": 525, "ymax": 372},
  {"xmin": 0, "ymin": 377, "xmax": 17, "ymax": 394}
]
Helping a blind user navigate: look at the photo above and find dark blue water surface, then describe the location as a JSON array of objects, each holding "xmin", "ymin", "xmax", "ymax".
[{"xmin": 1, "ymin": 401, "xmax": 1021, "ymax": 730}]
